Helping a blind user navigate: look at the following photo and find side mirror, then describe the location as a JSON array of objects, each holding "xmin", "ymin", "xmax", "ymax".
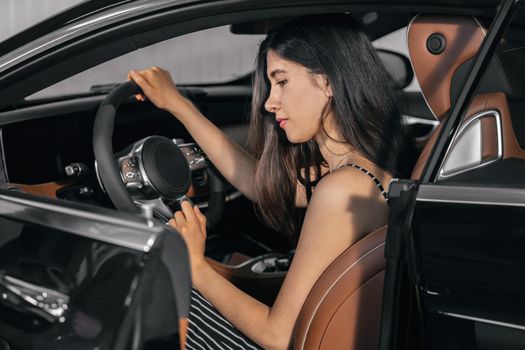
[{"xmin": 377, "ymin": 49, "xmax": 414, "ymax": 89}]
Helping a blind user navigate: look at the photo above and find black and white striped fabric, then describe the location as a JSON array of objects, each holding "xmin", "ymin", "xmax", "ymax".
[
  {"xmin": 339, "ymin": 162, "xmax": 389, "ymax": 203},
  {"xmin": 186, "ymin": 287, "xmax": 262, "ymax": 350}
]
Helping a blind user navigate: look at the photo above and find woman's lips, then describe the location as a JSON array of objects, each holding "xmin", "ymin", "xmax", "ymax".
[{"xmin": 277, "ymin": 119, "xmax": 287, "ymax": 128}]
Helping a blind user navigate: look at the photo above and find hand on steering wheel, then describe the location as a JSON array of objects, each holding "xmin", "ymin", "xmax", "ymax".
[
  {"xmin": 128, "ymin": 67, "xmax": 186, "ymax": 113},
  {"xmin": 92, "ymin": 81, "xmax": 225, "ymax": 228}
]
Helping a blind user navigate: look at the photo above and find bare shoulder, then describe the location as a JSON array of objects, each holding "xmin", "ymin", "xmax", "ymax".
[
  {"xmin": 308, "ymin": 166, "xmax": 390, "ymax": 239},
  {"xmin": 312, "ymin": 165, "xmax": 389, "ymax": 203},
  {"xmin": 271, "ymin": 166, "xmax": 388, "ymax": 342}
]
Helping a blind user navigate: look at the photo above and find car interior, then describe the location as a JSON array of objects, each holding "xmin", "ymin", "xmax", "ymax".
[
  {"xmin": 0, "ymin": 11, "xmax": 432, "ymax": 308},
  {"xmin": 2, "ymin": 2, "xmax": 524, "ymax": 348}
]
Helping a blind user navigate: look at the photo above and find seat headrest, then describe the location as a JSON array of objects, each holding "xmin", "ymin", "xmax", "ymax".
[
  {"xmin": 451, "ymin": 45, "xmax": 525, "ymax": 102},
  {"xmin": 407, "ymin": 15, "xmax": 486, "ymax": 120}
]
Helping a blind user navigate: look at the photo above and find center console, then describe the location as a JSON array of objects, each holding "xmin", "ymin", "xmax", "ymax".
[{"xmin": 207, "ymin": 252, "xmax": 292, "ymax": 305}]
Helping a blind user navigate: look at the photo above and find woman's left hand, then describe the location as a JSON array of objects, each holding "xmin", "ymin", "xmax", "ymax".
[{"xmin": 168, "ymin": 201, "xmax": 208, "ymax": 273}]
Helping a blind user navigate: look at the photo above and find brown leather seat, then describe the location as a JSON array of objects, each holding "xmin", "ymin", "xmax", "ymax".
[
  {"xmin": 408, "ymin": 14, "xmax": 487, "ymax": 180},
  {"xmin": 407, "ymin": 15, "xmax": 486, "ymax": 122},
  {"xmin": 293, "ymin": 225, "xmax": 387, "ymax": 349}
]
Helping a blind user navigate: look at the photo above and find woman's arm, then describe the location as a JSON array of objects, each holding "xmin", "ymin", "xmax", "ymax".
[
  {"xmin": 175, "ymin": 168, "xmax": 389, "ymax": 349},
  {"xmin": 129, "ymin": 67, "xmax": 258, "ymax": 201}
]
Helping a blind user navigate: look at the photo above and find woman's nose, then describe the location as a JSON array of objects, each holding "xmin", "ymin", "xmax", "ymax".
[{"xmin": 264, "ymin": 95, "xmax": 279, "ymax": 113}]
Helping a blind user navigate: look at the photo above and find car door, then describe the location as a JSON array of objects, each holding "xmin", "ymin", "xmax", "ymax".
[
  {"xmin": 380, "ymin": 0, "xmax": 525, "ymax": 349},
  {"xmin": 0, "ymin": 189, "xmax": 190, "ymax": 350}
]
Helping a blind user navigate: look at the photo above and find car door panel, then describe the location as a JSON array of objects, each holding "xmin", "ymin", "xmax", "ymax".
[
  {"xmin": 380, "ymin": 2, "xmax": 525, "ymax": 348},
  {"xmin": 0, "ymin": 190, "xmax": 188, "ymax": 350},
  {"xmin": 412, "ymin": 184, "xmax": 525, "ymax": 349}
]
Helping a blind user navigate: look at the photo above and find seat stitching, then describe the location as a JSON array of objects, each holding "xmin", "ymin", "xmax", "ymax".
[
  {"xmin": 299, "ymin": 242, "xmax": 386, "ymax": 349},
  {"xmin": 318, "ymin": 270, "xmax": 386, "ymax": 347}
]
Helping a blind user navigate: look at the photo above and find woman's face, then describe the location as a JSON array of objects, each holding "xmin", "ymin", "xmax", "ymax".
[{"xmin": 264, "ymin": 50, "xmax": 333, "ymax": 143}]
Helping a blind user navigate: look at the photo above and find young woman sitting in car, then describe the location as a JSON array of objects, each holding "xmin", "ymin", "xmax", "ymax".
[{"xmin": 129, "ymin": 14, "xmax": 414, "ymax": 350}]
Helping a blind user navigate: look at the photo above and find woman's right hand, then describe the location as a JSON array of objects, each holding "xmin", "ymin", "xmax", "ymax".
[{"xmin": 128, "ymin": 67, "xmax": 188, "ymax": 113}]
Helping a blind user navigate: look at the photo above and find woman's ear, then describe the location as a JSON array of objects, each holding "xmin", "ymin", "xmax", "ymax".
[
  {"xmin": 325, "ymin": 82, "xmax": 333, "ymax": 98},
  {"xmin": 314, "ymin": 74, "xmax": 333, "ymax": 98}
]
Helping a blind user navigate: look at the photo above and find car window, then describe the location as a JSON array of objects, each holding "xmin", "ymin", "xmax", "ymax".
[
  {"xmin": 1, "ymin": 0, "xmax": 83, "ymax": 43},
  {"xmin": 436, "ymin": 3, "xmax": 525, "ymax": 186},
  {"xmin": 28, "ymin": 25, "xmax": 266, "ymax": 100}
]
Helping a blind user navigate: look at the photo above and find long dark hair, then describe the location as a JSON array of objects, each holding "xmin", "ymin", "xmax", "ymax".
[{"xmin": 248, "ymin": 14, "xmax": 415, "ymax": 241}]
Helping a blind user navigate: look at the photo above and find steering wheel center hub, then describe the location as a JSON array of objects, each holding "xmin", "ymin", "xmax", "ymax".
[{"xmin": 140, "ymin": 136, "xmax": 191, "ymax": 199}]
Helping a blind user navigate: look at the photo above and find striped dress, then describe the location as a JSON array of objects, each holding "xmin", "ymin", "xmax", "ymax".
[
  {"xmin": 185, "ymin": 163, "xmax": 388, "ymax": 349},
  {"xmin": 186, "ymin": 288, "xmax": 262, "ymax": 349}
]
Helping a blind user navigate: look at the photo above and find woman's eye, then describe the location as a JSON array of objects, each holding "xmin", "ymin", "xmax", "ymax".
[{"xmin": 276, "ymin": 79, "xmax": 287, "ymax": 87}]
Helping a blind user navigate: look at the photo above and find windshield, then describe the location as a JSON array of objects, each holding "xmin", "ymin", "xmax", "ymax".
[
  {"xmin": 29, "ymin": 25, "xmax": 266, "ymax": 100},
  {"xmin": 1, "ymin": 0, "xmax": 83, "ymax": 43}
]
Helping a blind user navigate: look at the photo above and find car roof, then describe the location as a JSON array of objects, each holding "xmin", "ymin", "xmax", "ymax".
[
  {"xmin": 0, "ymin": 0, "xmax": 502, "ymax": 110},
  {"xmin": 0, "ymin": 0, "xmax": 133, "ymax": 57},
  {"xmin": 0, "ymin": 0, "xmax": 500, "ymax": 58}
]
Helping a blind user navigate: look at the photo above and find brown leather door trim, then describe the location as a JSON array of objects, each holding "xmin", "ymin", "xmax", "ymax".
[{"xmin": 8, "ymin": 180, "xmax": 73, "ymax": 198}]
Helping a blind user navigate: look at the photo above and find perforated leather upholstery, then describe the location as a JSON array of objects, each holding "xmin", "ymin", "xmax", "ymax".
[{"xmin": 293, "ymin": 226, "xmax": 387, "ymax": 349}]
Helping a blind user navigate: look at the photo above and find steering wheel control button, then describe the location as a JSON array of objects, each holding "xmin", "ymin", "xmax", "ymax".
[
  {"xmin": 120, "ymin": 156, "xmax": 141, "ymax": 183},
  {"xmin": 141, "ymin": 136, "xmax": 191, "ymax": 199},
  {"xmin": 178, "ymin": 143, "xmax": 208, "ymax": 171},
  {"xmin": 427, "ymin": 33, "xmax": 446, "ymax": 55}
]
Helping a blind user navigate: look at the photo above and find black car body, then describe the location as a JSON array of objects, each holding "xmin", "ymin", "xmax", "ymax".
[{"xmin": 0, "ymin": 0, "xmax": 523, "ymax": 349}]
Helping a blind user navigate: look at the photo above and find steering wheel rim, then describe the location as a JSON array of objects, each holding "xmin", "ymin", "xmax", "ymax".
[
  {"xmin": 93, "ymin": 81, "xmax": 226, "ymax": 227},
  {"xmin": 93, "ymin": 81, "xmax": 141, "ymax": 213}
]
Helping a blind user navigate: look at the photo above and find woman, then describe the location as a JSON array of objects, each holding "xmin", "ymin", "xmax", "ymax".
[{"xmin": 129, "ymin": 14, "xmax": 413, "ymax": 350}]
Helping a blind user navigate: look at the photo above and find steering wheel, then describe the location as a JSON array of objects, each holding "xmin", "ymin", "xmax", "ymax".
[{"xmin": 92, "ymin": 81, "xmax": 225, "ymax": 227}]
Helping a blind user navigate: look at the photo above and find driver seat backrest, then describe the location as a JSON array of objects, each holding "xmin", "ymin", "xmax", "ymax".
[{"xmin": 293, "ymin": 225, "xmax": 387, "ymax": 349}]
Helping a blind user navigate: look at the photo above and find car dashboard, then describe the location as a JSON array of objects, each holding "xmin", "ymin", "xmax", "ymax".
[{"xmin": 0, "ymin": 89, "xmax": 248, "ymax": 208}]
